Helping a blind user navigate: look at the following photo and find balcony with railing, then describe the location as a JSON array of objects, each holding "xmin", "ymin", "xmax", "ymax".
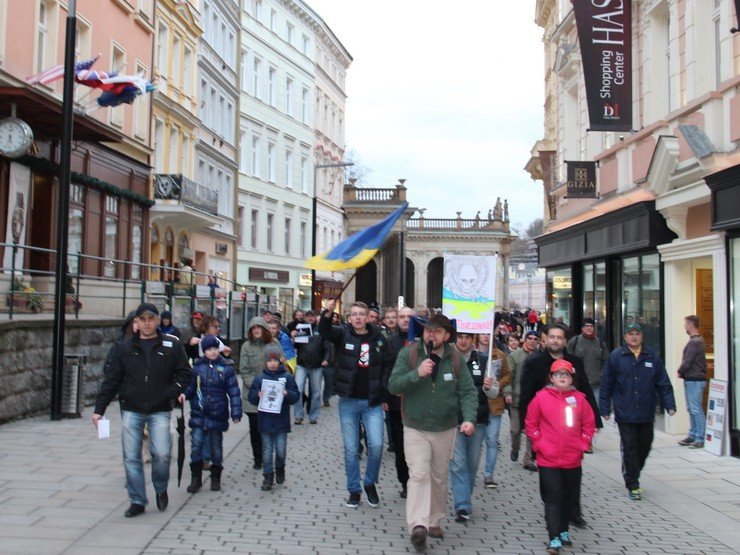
[
  {"xmin": 152, "ymin": 174, "xmax": 221, "ymax": 228},
  {"xmin": 343, "ymin": 180, "xmax": 407, "ymax": 204}
]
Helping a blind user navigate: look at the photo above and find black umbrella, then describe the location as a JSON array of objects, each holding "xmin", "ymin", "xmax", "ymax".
[{"xmin": 176, "ymin": 404, "xmax": 186, "ymax": 487}]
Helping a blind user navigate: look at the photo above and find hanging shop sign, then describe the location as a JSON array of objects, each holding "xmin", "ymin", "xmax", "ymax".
[
  {"xmin": 566, "ymin": 161, "xmax": 598, "ymax": 198},
  {"xmin": 249, "ymin": 267, "xmax": 289, "ymax": 283},
  {"xmin": 573, "ymin": 0, "xmax": 632, "ymax": 131}
]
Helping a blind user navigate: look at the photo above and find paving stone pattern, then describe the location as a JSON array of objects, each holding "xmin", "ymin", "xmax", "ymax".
[{"xmin": 144, "ymin": 405, "xmax": 736, "ymax": 555}]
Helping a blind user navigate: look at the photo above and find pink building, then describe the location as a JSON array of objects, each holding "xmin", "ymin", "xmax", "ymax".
[{"xmin": 0, "ymin": 0, "xmax": 154, "ymax": 281}]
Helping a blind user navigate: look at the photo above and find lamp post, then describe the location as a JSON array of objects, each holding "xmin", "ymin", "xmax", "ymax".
[
  {"xmin": 50, "ymin": 0, "xmax": 77, "ymax": 420},
  {"xmin": 311, "ymin": 161, "xmax": 353, "ymax": 310}
]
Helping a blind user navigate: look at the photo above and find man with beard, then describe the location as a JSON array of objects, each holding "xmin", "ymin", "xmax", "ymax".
[{"xmin": 519, "ymin": 323, "xmax": 602, "ymax": 528}]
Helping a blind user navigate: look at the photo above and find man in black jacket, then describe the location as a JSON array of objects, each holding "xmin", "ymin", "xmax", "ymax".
[
  {"xmin": 320, "ymin": 298, "xmax": 395, "ymax": 509},
  {"xmin": 92, "ymin": 303, "xmax": 191, "ymax": 518},
  {"xmin": 519, "ymin": 323, "xmax": 601, "ymax": 527},
  {"xmin": 292, "ymin": 310, "xmax": 331, "ymax": 424}
]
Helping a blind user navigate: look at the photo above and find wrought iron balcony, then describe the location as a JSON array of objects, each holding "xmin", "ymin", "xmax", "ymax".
[{"xmin": 154, "ymin": 174, "xmax": 219, "ymax": 216}]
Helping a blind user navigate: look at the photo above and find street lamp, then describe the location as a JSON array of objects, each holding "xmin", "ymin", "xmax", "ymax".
[{"xmin": 312, "ymin": 161, "xmax": 353, "ymax": 310}]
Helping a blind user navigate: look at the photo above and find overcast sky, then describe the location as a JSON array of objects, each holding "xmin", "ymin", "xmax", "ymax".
[{"xmin": 307, "ymin": 0, "xmax": 545, "ymax": 230}]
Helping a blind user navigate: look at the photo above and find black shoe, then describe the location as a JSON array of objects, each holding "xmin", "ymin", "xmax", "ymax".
[
  {"xmin": 261, "ymin": 473, "xmax": 274, "ymax": 491},
  {"xmin": 124, "ymin": 503, "xmax": 145, "ymax": 518},
  {"xmin": 523, "ymin": 463, "xmax": 538, "ymax": 472},
  {"xmin": 678, "ymin": 436, "xmax": 695, "ymax": 446},
  {"xmin": 253, "ymin": 460, "xmax": 262, "ymax": 470},
  {"xmin": 275, "ymin": 467, "xmax": 285, "ymax": 484},
  {"xmin": 455, "ymin": 508, "xmax": 470, "ymax": 522},
  {"xmin": 400, "ymin": 485, "xmax": 407, "ymax": 498},
  {"xmin": 323, "ymin": 401, "xmax": 330, "ymax": 407},
  {"xmin": 210, "ymin": 465, "xmax": 222, "ymax": 492},
  {"xmin": 388, "ymin": 445, "xmax": 395, "ymax": 453},
  {"xmin": 410, "ymin": 526, "xmax": 427, "ymax": 552},
  {"xmin": 510, "ymin": 450, "xmax": 519, "ymax": 462},
  {"xmin": 155, "ymin": 491, "xmax": 168, "ymax": 511},
  {"xmin": 570, "ymin": 515, "xmax": 587, "ymax": 529},
  {"xmin": 345, "ymin": 491, "xmax": 361, "ymax": 508},
  {"xmin": 187, "ymin": 462, "xmax": 203, "ymax": 493},
  {"xmin": 364, "ymin": 484, "xmax": 379, "ymax": 507}
]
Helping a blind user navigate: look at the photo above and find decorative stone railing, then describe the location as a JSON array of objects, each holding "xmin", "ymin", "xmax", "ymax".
[{"xmin": 343, "ymin": 184, "xmax": 407, "ymax": 203}]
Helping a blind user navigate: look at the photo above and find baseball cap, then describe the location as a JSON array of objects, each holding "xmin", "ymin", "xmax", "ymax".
[
  {"xmin": 135, "ymin": 303, "xmax": 159, "ymax": 317},
  {"xmin": 550, "ymin": 358, "xmax": 575, "ymax": 374},
  {"xmin": 524, "ymin": 330, "xmax": 539, "ymax": 340},
  {"xmin": 624, "ymin": 322, "xmax": 643, "ymax": 334}
]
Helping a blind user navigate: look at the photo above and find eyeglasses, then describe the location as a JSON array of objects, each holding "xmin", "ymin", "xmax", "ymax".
[{"xmin": 551, "ymin": 371, "xmax": 572, "ymax": 378}]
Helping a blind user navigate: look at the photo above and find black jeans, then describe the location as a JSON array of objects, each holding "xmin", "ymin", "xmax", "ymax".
[
  {"xmin": 538, "ymin": 466, "xmax": 581, "ymax": 539},
  {"xmin": 618, "ymin": 422, "xmax": 654, "ymax": 490},
  {"xmin": 386, "ymin": 410, "xmax": 408, "ymax": 488},
  {"xmin": 246, "ymin": 412, "xmax": 263, "ymax": 464}
]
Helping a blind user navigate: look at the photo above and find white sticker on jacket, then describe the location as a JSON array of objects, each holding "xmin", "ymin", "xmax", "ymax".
[
  {"xmin": 472, "ymin": 370, "xmax": 482, "ymax": 376},
  {"xmin": 162, "ymin": 340, "xmax": 173, "ymax": 348},
  {"xmin": 345, "ymin": 343, "xmax": 355, "ymax": 350},
  {"xmin": 278, "ymin": 377, "xmax": 286, "ymax": 384},
  {"xmin": 645, "ymin": 362, "xmax": 653, "ymax": 368},
  {"xmin": 443, "ymin": 373, "xmax": 453, "ymax": 381}
]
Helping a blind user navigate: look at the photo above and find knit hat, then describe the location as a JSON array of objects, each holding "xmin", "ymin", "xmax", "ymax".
[
  {"xmin": 550, "ymin": 358, "xmax": 575, "ymax": 374},
  {"xmin": 524, "ymin": 330, "xmax": 539, "ymax": 340},
  {"xmin": 264, "ymin": 344, "xmax": 282, "ymax": 363},
  {"xmin": 161, "ymin": 310, "xmax": 172, "ymax": 320},
  {"xmin": 582, "ymin": 317, "xmax": 595, "ymax": 326},
  {"xmin": 201, "ymin": 335, "xmax": 220, "ymax": 352}
]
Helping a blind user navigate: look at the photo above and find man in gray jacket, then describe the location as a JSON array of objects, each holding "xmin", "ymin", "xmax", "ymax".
[
  {"xmin": 677, "ymin": 315, "xmax": 708, "ymax": 448},
  {"xmin": 566, "ymin": 318, "xmax": 608, "ymax": 401}
]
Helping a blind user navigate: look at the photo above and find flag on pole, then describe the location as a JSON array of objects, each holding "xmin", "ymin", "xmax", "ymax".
[
  {"xmin": 305, "ymin": 202, "xmax": 408, "ymax": 271},
  {"xmin": 26, "ymin": 55, "xmax": 100, "ymax": 86}
]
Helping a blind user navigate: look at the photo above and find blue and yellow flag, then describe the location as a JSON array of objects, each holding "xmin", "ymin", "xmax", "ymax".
[{"xmin": 306, "ymin": 202, "xmax": 409, "ymax": 271}]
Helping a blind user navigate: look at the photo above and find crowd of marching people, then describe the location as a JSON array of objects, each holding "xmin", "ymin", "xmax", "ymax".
[{"xmin": 93, "ymin": 300, "xmax": 685, "ymax": 554}]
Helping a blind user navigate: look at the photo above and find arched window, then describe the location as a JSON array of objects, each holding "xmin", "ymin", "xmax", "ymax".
[{"xmin": 150, "ymin": 224, "xmax": 160, "ymax": 244}]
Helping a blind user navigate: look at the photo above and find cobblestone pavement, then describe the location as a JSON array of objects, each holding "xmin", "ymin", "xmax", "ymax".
[{"xmin": 1, "ymin": 400, "xmax": 739, "ymax": 554}]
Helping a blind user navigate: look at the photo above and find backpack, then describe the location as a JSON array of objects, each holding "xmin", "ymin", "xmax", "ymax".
[{"xmin": 406, "ymin": 339, "xmax": 462, "ymax": 378}]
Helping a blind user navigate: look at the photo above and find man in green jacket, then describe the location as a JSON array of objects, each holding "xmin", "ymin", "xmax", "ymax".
[{"xmin": 388, "ymin": 314, "xmax": 478, "ymax": 552}]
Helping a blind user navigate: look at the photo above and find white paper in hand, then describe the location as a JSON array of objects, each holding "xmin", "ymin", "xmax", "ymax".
[
  {"xmin": 98, "ymin": 417, "xmax": 110, "ymax": 439},
  {"xmin": 258, "ymin": 379, "xmax": 285, "ymax": 414}
]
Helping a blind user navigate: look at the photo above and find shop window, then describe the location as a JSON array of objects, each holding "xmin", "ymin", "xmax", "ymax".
[
  {"xmin": 582, "ymin": 261, "xmax": 607, "ymax": 341},
  {"xmin": 729, "ymin": 237, "xmax": 740, "ymax": 433},
  {"xmin": 104, "ymin": 197, "xmax": 119, "ymax": 278},
  {"xmin": 621, "ymin": 253, "xmax": 661, "ymax": 355},
  {"xmin": 547, "ymin": 267, "xmax": 573, "ymax": 327}
]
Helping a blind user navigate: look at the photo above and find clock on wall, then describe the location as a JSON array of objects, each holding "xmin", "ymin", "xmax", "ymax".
[{"xmin": 0, "ymin": 117, "xmax": 34, "ymax": 159}]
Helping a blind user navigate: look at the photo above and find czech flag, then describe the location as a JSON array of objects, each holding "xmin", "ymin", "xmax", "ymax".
[{"xmin": 306, "ymin": 202, "xmax": 409, "ymax": 271}]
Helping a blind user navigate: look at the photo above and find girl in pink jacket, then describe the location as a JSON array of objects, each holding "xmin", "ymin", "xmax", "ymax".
[{"xmin": 526, "ymin": 358, "xmax": 595, "ymax": 554}]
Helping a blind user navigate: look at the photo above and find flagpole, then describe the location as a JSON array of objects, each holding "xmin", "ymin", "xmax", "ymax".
[{"xmin": 50, "ymin": 0, "xmax": 77, "ymax": 421}]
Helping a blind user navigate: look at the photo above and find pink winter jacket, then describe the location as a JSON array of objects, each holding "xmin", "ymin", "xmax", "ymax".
[{"xmin": 525, "ymin": 385, "xmax": 595, "ymax": 469}]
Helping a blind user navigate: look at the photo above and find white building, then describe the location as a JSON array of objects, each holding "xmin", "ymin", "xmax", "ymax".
[
  {"xmin": 194, "ymin": 0, "xmax": 240, "ymax": 283},
  {"xmin": 237, "ymin": 0, "xmax": 317, "ymax": 317},
  {"xmin": 305, "ymin": 3, "xmax": 352, "ymax": 311}
]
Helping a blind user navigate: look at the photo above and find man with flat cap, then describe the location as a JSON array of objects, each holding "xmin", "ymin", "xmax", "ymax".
[{"xmin": 92, "ymin": 303, "xmax": 191, "ymax": 518}]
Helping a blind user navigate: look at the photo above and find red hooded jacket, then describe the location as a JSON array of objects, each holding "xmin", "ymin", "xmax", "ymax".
[{"xmin": 525, "ymin": 385, "xmax": 595, "ymax": 469}]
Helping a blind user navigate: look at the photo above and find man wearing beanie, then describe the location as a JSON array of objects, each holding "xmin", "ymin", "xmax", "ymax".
[
  {"xmin": 158, "ymin": 310, "xmax": 181, "ymax": 339},
  {"xmin": 566, "ymin": 318, "xmax": 608, "ymax": 402},
  {"xmin": 92, "ymin": 302, "xmax": 191, "ymax": 518}
]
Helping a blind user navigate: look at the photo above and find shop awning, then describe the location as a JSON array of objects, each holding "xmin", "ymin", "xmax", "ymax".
[{"xmin": 0, "ymin": 86, "xmax": 124, "ymax": 142}]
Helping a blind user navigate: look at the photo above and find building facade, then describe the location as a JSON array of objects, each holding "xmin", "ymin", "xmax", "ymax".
[
  {"xmin": 307, "ymin": 4, "xmax": 352, "ymax": 311},
  {"xmin": 527, "ymin": 0, "xmax": 740, "ymax": 454},
  {"xmin": 0, "ymin": 0, "xmax": 154, "ymax": 302},
  {"xmin": 237, "ymin": 0, "xmax": 319, "ymax": 318}
]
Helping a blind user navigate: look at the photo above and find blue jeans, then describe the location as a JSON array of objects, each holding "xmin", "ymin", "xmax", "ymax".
[
  {"xmin": 323, "ymin": 366, "xmax": 334, "ymax": 403},
  {"xmin": 190, "ymin": 428, "xmax": 223, "ymax": 465},
  {"xmin": 449, "ymin": 424, "xmax": 487, "ymax": 512},
  {"xmin": 121, "ymin": 410, "xmax": 172, "ymax": 506},
  {"xmin": 338, "ymin": 397, "xmax": 384, "ymax": 493},
  {"xmin": 484, "ymin": 415, "xmax": 503, "ymax": 477},
  {"xmin": 294, "ymin": 365, "xmax": 323, "ymax": 421},
  {"xmin": 261, "ymin": 432, "xmax": 287, "ymax": 475},
  {"xmin": 685, "ymin": 381, "xmax": 707, "ymax": 441}
]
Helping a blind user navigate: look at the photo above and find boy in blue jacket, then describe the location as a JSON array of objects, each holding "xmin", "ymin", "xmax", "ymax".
[
  {"xmin": 179, "ymin": 335, "xmax": 241, "ymax": 494},
  {"xmin": 248, "ymin": 345, "xmax": 300, "ymax": 491}
]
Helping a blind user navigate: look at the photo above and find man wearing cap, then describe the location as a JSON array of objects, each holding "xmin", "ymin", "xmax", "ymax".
[
  {"xmin": 388, "ymin": 314, "xmax": 478, "ymax": 552},
  {"xmin": 600, "ymin": 322, "xmax": 676, "ymax": 501},
  {"xmin": 92, "ymin": 303, "xmax": 191, "ymax": 518},
  {"xmin": 507, "ymin": 329, "xmax": 539, "ymax": 466},
  {"xmin": 566, "ymin": 318, "xmax": 608, "ymax": 403},
  {"xmin": 157, "ymin": 310, "xmax": 181, "ymax": 339}
]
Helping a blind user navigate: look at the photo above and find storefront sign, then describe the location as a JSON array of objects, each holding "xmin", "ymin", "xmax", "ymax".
[
  {"xmin": 573, "ymin": 0, "xmax": 632, "ymax": 131},
  {"xmin": 249, "ymin": 267, "xmax": 289, "ymax": 283},
  {"xmin": 299, "ymin": 273, "xmax": 313, "ymax": 286},
  {"xmin": 704, "ymin": 379, "xmax": 727, "ymax": 456},
  {"xmin": 553, "ymin": 276, "xmax": 572, "ymax": 290},
  {"xmin": 566, "ymin": 161, "xmax": 597, "ymax": 198}
]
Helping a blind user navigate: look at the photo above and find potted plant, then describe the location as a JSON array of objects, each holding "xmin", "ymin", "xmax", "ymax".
[{"xmin": 8, "ymin": 277, "xmax": 44, "ymax": 312}]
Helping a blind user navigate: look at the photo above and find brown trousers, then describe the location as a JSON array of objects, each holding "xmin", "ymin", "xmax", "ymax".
[{"xmin": 403, "ymin": 426, "xmax": 457, "ymax": 531}]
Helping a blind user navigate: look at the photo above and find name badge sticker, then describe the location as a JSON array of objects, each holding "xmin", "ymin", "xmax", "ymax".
[
  {"xmin": 472, "ymin": 370, "xmax": 482, "ymax": 376},
  {"xmin": 443, "ymin": 373, "xmax": 453, "ymax": 381},
  {"xmin": 162, "ymin": 340, "xmax": 173, "ymax": 348},
  {"xmin": 345, "ymin": 343, "xmax": 355, "ymax": 350},
  {"xmin": 645, "ymin": 362, "xmax": 653, "ymax": 368},
  {"xmin": 278, "ymin": 377, "xmax": 286, "ymax": 384},
  {"xmin": 565, "ymin": 396, "xmax": 577, "ymax": 406}
]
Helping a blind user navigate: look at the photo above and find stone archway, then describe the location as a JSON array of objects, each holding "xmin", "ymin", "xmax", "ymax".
[
  {"xmin": 355, "ymin": 259, "xmax": 378, "ymax": 306},
  {"xmin": 426, "ymin": 257, "xmax": 443, "ymax": 309}
]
